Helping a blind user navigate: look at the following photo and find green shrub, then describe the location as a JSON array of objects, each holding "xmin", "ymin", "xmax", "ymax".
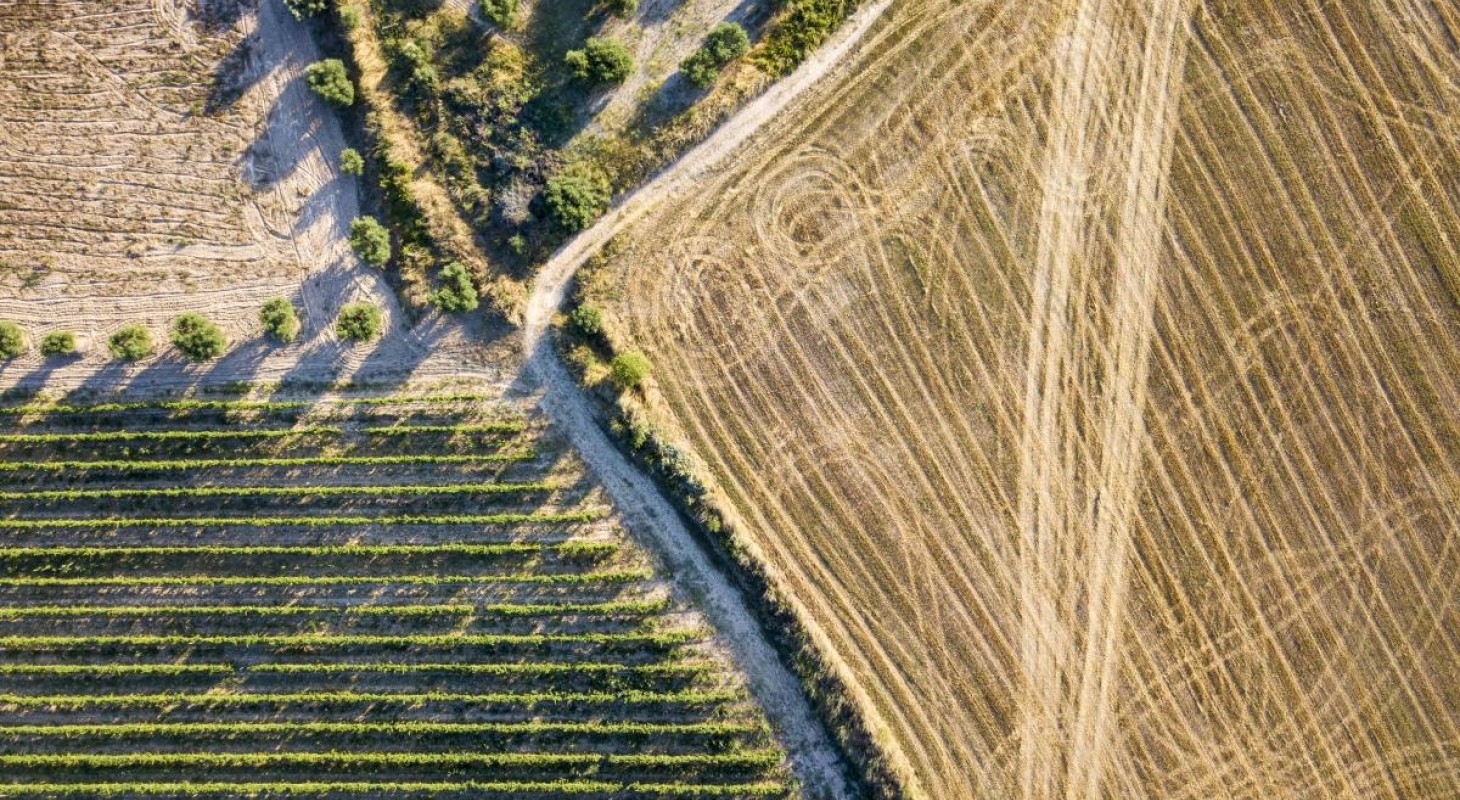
[
  {"xmin": 170, "ymin": 313, "xmax": 227, "ymax": 362},
  {"xmin": 605, "ymin": 0, "xmax": 638, "ymax": 17},
  {"xmin": 430, "ymin": 261, "xmax": 479, "ymax": 313},
  {"xmin": 336, "ymin": 302, "xmax": 383, "ymax": 342},
  {"xmin": 259, "ymin": 298, "xmax": 301, "ymax": 343},
  {"xmin": 480, "ymin": 0, "xmax": 518, "ymax": 29},
  {"xmin": 545, "ymin": 168, "xmax": 610, "ymax": 231},
  {"xmin": 570, "ymin": 305, "xmax": 604, "ymax": 337},
  {"xmin": 755, "ymin": 0, "xmax": 851, "ymax": 76},
  {"xmin": 610, "ymin": 351, "xmax": 651, "ymax": 389},
  {"xmin": 0, "ymin": 322, "xmax": 25, "ymax": 360},
  {"xmin": 39, "ymin": 331, "xmax": 75, "ymax": 358},
  {"xmin": 284, "ymin": 0, "xmax": 328, "ymax": 18},
  {"xmin": 306, "ymin": 59, "xmax": 354, "ymax": 106},
  {"xmin": 564, "ymin": 37, "xmax": 635, "ymax": 85},
  {"xmin": 339, "ymin": 5, "xmax": 362, "ymax": 29},
  {"xmin": 339, "ymin": 148, "xmax": 364, "ymax": 176},
  {"xmin": 349, "ymin": 216, "xmax": 392, "ymax": 267},
  {"xmin": 681, "ymin": 22, "xmax": 750, "ymax": 88},
  {"xmin": 108, "ymin": 325, "xmax": 153, "ymax": 362}
]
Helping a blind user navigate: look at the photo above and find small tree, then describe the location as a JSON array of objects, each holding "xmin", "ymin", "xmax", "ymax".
[
  {"xmin": 339, "ymin": 148, "xmax": 365, "ymax": 176},
  {"xmin": 681, "ymin": 22, "xmax": 750, "ymax": 88},
  {"xmin": 0, "ymin": 322, "xmax": 25, "ymax": 359},
  {"xmin": 260, "ymin": 298, "xmax": 301, "ymax": 342},
  {"xmin": 610, "ymin": 350, "xmax": 651, "ymax": 389},
  {"xmin": 605, "ymin": 0, "xmax": 638, "ymax": 17},
  {"xmin": 284, "ymin": 0, "xmax": 328, "ymax": 18},
  {"xmin": 336, "ymin": 302, "xmax": 383, "ymax": 342},
  {"xmin": 349, "ymin": 216, "xmax": 391, "ymax": 267},
  {"xmin": 545, "ymin": 168, "xmax": 610, "ymax": 231},
  {"xmin": 306, "ymin": 59, "xmax": 354, "ymax": 106},
  {"xmin": 570, "ymin": 304, "xmax": 604, "ymax": 337},
  {"xmin": 480, "ymin": 0, "xmax": 518, "ymax": 29},
  {"xmin": 40, "ymin": 330, "xmax": 76, "ymax": 358},
  {"xmin": 108, "ymin": 324, "xmax": 153, "ymax": 362},
  {"xmin": 565, "ymin": 37, "xmax": 635, "ymax": 85},
  {"xmin": 170, "ymin": 312, "xmax": 227, "ymax": 362},
  {"xmin": 430, "ymin": 261, "xmax": 480, "ymax": 313}
]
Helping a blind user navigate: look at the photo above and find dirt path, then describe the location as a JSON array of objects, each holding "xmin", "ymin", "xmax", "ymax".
[
  {"xmin": 522, "ymin": 2, "xmax": 893, "ymax": 796},
  {"xmin": 1017, "ymin": 1, "xmax": 1189, "ymax": 798}
]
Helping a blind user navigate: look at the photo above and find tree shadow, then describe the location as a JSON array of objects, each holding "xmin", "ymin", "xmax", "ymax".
[
  {"xmin": 204, "ymin": 31, "xmax": 263, "ymax": 115},
  {"xmin": 241, "ymin": 86, "xmax": 326, "ymax": 190}
]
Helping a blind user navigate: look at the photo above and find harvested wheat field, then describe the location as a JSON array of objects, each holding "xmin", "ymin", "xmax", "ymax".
[{"xmin": 593, "ymin": 0, "xmax": 1460, "ymax": 796}]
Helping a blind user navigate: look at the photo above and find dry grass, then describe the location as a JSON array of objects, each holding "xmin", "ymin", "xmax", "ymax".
[{"xmin": 595, "ymin": 0, "xmax": 1460, "ymax": 796}]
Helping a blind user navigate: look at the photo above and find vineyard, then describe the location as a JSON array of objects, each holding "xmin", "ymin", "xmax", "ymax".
[{"xmin": 0, "ymin": 393, "xmax": 791, "ymax": 798}]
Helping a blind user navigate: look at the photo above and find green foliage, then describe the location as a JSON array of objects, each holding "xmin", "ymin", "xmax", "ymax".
[
  {"xmin": 755, "ymin": 0, "xmax": 852, "ymax": 76},
  {"xmin": 545, "ymin": 167, "xmax": 611, "ymax": 231},
  {"xmin": 336, "ymin": 301, "xmax": 384, "ymax": 342},
  {"xmin": 610, "ymin": 351, "xmax": 652, "ymax": 389},
  {"xmin": 306, "ymin": 58, "xmax": 355, "ymax": 106},
  {"xmin": 430, "ymin": 261, "xmax": 480, "ymax": 313},
  {"xmin": 283, "ymin": 0, "xmax": 328, "ymax": 18},
  {"xmin": 570, "ymin": 304, "xmax": 604, "ymax": 337},
  {"xmin": 338, "ymin": 5, "xmax": 362, "ymax": 29},
  {"xmin": 0, "ymin": 322, "xmax": 25, "ymax": 359},
  {"xmin": 38, "ymin": 331, "xmax": 75, "ymax": 358},
  {"xmin": 169, "ymin": 313, "xmax": 227, "ymax": 362},
  {"xmin": 259, "ymin": 298, "xmax": 301, "ymax": 343},
  {"xmin": 107, "ymin": 324, "xmax": 153, "ymax": 362},
  {"xmin": 605, "ymin": 0, "xmax": 639, "ymax": 17},
  {"xmin": 348, "ymin": 216, "xmax": 392, "ymax": 267},
  {"xmin": 564, "ymin": 37, "xmax": 635, "ymax": 85},
  {"xmin": 339, "ymin": 147, "xmax": 365, "ymax": 175},
  {"xmin": 682, "ymin": 22, "xmax": 750, "ymax": 88},
  {"xmin": 479, "ymin": 0, "xmax": 518, "ymax": 29}
]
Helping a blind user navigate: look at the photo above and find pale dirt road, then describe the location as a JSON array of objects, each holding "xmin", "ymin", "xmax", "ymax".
[{"xmin": 521, "ymin": 1, "xmax": 894, "ymax": 796}]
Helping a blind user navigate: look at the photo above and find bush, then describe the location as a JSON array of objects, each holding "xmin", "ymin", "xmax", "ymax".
[
  {"xmin": 39, "ymin": 331, "xmax": 76, "ymax": 358},
  {"xmin": 0, "ymin": 322, "xmax": 25, "ymax": 359},
  {"xmin": 260, "ymin": 298, "xmax": 301, "ymax": 343},
  {"xmin": 284, "ymin": 0, "xmax": 328, "ymax": 18},
  {"xmin": 545, "ymin": 168, "xmax": 611, "ymax": 231},
  {"xmin": 108, "ymin": 325, "xmax": 153, "ymax": 362},
  {"xmin": 480, "ymin": 0, "xmax": 518, "ymax": 29},
  {"xmin": 755, "ymin": 0, "xmax": 851, "ymax": 76},
  {"xmin": 606, "ymin": 0, "xmax": 638, "ymax": 17},
  {"xmin": 564, "ymin": 37, "xmax": 635, "ymax": 85},
  {"xmin": 170, "ymin": 313, "xmax": 227, "ymax": 362},
  {"xmin": 430, "ymin": 261, "xmax": 480, "ymax": 313},
  {"xmin": 610, "ymin": 351, "xmax": 651, "ymax": 389},
  {"xmin": 570, "ymin": 304, "xmax": 604, "ymax": 337},
  {"xmin": 339, "ymin": 148, "xmax": 364, "ymax": 176},
  {"xmin": 306, "ymin": 59, "xmax": 354, "ymax": 106},
  {"xmin": 681, "ymin": 22, "xmax": 750, "ymax": 88},
  {"xmin": 349, "ymin": 216, "xmax": 392, "ymax": 267},
  {"xmin": 336, "ymin": 302, "xmax": 383, "ymax": 342},
  {"xmin": 339, "ymin": 5, "xmax": 362, "ymax": 29}
]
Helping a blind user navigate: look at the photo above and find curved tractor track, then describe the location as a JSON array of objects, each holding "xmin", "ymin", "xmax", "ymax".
[{"xmin": 521, "ymin": 1, "xmax": 894, "ymax": 796}]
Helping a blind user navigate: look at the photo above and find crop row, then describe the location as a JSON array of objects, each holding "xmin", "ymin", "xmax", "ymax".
[
  {"xmin": 0, "ymin": 452, "xmax": 533, "ymax": 472},
  {"xmin": 0, "ymin": 511, "xmax": 599, "ymax": 530},
  {"xmin": 0, "ymin": 427, "xmax": 343, "ymax": 443},
  {"xmin": 0, "ymin": 393, "xmax": 497, "ymax": 416},
  {"xmin": 0, "ymin": 781, "xmax": 785, "ymax": 796},
  {"xmin": 0, "ymin": 720, "xmax": 758, "ymax": 738},
  {"xmin": 0, "ymin": 600, "xmax": 667, "ymax": 618},
  {"xmin": 0, "ymin": 570, "xmax": 646, "ymax": 587},
  {"xmin": 0, "ymin": 542, "xmax": 616, "ymax": 558},
  {"xmin": 0, "ymin": 631, "xmax": 695, "ymax": 648},
  {"xmin": 0, "ymin": 662, "xmax": 713, "ymax": 678},
  {"xmin": 0, "ymin": 689, "xmax": 737, "ymax": 709},
  {"xmin": 0, "ymin": 482, "xmax": 555, "ymax": 501},
  {"xmin": 0, "ymin": 750, "xmax": 780, "ymax": 770}
]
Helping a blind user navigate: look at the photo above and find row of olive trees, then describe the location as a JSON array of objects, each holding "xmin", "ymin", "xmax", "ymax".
[{"xmin": 0, "ymin": 300, "xmax": 385, "ymax": 364}]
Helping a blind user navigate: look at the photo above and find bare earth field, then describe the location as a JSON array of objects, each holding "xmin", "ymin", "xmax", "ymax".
[
  {"xmin": 0, "ymin": 0, "xmax": 494, "ymax": 390},
  {"xmin": 596, "ymin": 0, "xmax": 1460, "ymax": 796}
]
